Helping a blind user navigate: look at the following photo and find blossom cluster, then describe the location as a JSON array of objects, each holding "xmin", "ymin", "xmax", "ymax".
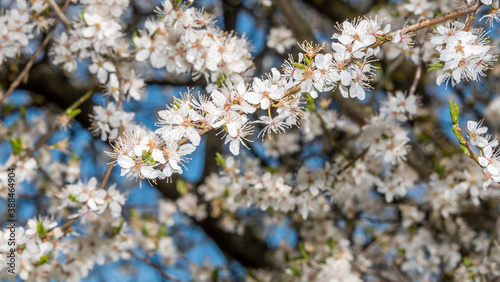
[
  {"xmin": 133, "ymin": 1, "xmax": 253, "ymax": 90},
  {"xmin": 110, "ymin": 15, "xmax": 401, "ymax": 181},
  {"xmin": 0, "ymin": 0, "xmax": 40, "ymax": 63},
  {"xmin": 51, "ymin": 0, "xmax": 146, "ymax": 103},
  {"xmin": 267, "ymin": 26, "xmax": 296, "ymax": 54},
  {"xmin": 193, "ymin": 91, "xmax": 420, "ymax": 228},
  {"xmin": 90, "ymin": 103, "xmax": 135, "ymax": 141},
  {"xmin": 0, "ymin": 202, "xmax": 179, "ymax": 281},
  {"xmin": 110, "ymin": 125, "xmax": 196, "ymax": 181},
  {"xmin": 360, "ymin": 91, "xmax": 417, "ymax": 165},
  {"xmin": 466, "ymin": 120, "xmax": 500, "ymax": 189},
  {"xmin": 330, "ymin": 17, "xmax": 390, "ymax": 99},
  {"xmin": 57, "ymin": 177, "xmax": 127, "ymax": 219},
  {"xmin": 430, "ymin": 21, "xmax": 496, "ymax": 87},
  {"xmin": 0, "ymin": 166, "xmax": 182, "ymax": 282}
]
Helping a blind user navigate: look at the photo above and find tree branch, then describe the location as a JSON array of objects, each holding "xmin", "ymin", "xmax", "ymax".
[{"xmin": 0, "ymin": 0, "xmax": 71, "ymax": 105}]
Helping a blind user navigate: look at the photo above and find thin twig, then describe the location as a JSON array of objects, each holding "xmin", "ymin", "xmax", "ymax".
[
  {"xmin": 486, "ymin": 215, "xmax": 500, "ymax": 257},
  {"xmin": 23, "ymin": 87, "xmax": 96, "ymax": 160},
  {"xmin": 408, "ymin": 30, "xmax": 427, "ymax": 97},
  {"xmin": 370, "ymin": 2, "xmax": 483, "ymax": 48},
  {"xmin": 99, "ymin": 62, "xmax": 127, "ymax": 190},
  {"xmin": 337, "ymin": 147, "xmax": 370, "ymax": 175},
  {"xmin": 44, "ymin": 217, "xmax": 78, "ymax": 240},
  {"xmin": 0, "ymin": 0, "xmax": 71, "ymax": 105},
  {"xmin": 129, "ymin": 251, "xmax": 183, "ymax": 282},
  {"xmin": 312, "ymin": 108, "xmax": 348, "ymax": 158},
  {"xmin": 464, "ymin": 6, "xmax": 480, "ymax": 31},
  {"xmin": 47, "ymin": 0, "xmax": 70, "ymax": 27},
  {"xmin": 99, "ymin": 163, "xmax": 115, "ymax": 190},
  {"xmin": 1, "ymin": 30, "xmax": 56, "ymax": 105}
]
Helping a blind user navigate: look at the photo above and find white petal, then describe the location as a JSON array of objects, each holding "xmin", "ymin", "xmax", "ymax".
[
  {"xmin": 229, "ymin": 139, "xmax": 240, "ymax": 155},
  {"xmin": 340, "ymin": 70, "xmax": 351, "ymax": 86},
  {"xmin": 117, "ymin": 155, "xmax": 134, "ymax": 169},
  {"xmin": 141, "ymin": 166, "xmax": 158, "ymax": 179},
  {"xmin": 152, "ymin": 148, "xmax": 166, "ymax": 164}
]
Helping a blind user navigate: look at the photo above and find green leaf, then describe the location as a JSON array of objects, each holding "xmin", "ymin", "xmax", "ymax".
[
  {"xmin": 131, "ymin": 31, "xmax": 138, "ymax": 47},
  {"xmin": 298, "ymin": 242, "xmax": 308, "ymax": 259},
  {"xmin": 142, "ymin": 151, "xmax": 156, "ymax": 165},
  {"xmin": 80, "ymin": 10, "xmax": 87, "ymax": 24},
  {"xmin": 452, "ymin": 125, "xmax": 465, "ymax": 144},
  {"xmin": 215, "ymin": 152, "xmax": 225, "ymax": 169},
  {"xmin": 111, "ymin": 220, "xmax": 126, "ymax": 236},
  {"xmin": 156, "ymin": 224, "xmax": 168, "ymax": 239},
  {"xmin": 141, "ymin": 224, "xmax": 149, "ymax": 236},
  {"xmin": 434, "ymin": 159, "xmax": 445, "ymax": 178},
  {"xmin": 1, "ymin": 103, "xmax": 14, "ymax": 115},
  {"xmin": 304, "ymin": 55, "xmax": 311, "ymax": 65},
  {"xmin": 9, "ymin": 137, "xmax": 22, "ymax": 155},
  {"xmin": 288, "ymin": 267, "xmax": 302, "ymax": 278},
  {"xmin": 303, "ymin": 92, "xmax": 315, "ymax": 112},
  {"xmin": 463, "ymin": 257, "xmax": 472, "ymax": 268},
  {"xmin": 247, "ymin": 268, "xmax": 259, "ymax": 281},
  {"xmin": 211, "ymin": 268, "xmax": 219, "ymax": 282},
  {"xmin": 449, "ymin": 99, "xmax": 459, "ymax": 125},
  {"xmin": 176, "ymin": 178, "xmax": 188, "ymax": 195},
  {"xmin": 327, "ymin": 237, "xmax": 336, "ymax": 251},
  {"xmin": 39, "ymin": 254, "xmax": 49, "ymax": 265},
  {"xmin": 428, "ymin": 61, "xmax": 445, "ymax": 71},
  {"xmin": 291, "ymin": 62, "xmax": 306, "ymax": 69},
  {"xmin": 19, "ymin": 106, "xmax": 27, "ymax": 120},
  {"xmin": 66, "ymin": 108, "xmax": 81, "ymax": 119},
  {"xmin": 265, "ymin": 166, "xmax": 277, "ymax": 173},
  {"xmin": 37, "ymin": 221, "xmax": 47, "ymax": 238},
  {"xmin": 70, "ymin": 151, "xmax": 80, "ymax": 162},
  {"xmin": 173, "ymin": 98, "xmax": 182, "ymax": 110},
  {"xmin": 460, "ymin": 144, "xmax": 469, "ymax": 154},
  {"xmin": 69, "ymin": 194, "xmax": 78, "ymax": 203},
  {"xmin": 217, "ymin": 73, "xmax": 227, "ymax": 88}
]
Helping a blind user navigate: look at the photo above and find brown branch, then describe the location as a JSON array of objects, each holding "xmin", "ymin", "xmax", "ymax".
[
  {"xmin": 337, "ymin": 147, "xmax": 369, "ymax": 175},
  {"xmin": 408, "ymin": 30, "xmax": 427, "ymax": 96},
  {"xmin": 47, "ymin": 0, "xmax": 70, "ymax": 27},
  {"xmin": 99, "ymin": 162, "xmax": 115, "ymax": 190},
  {"xmin": 23, "ymin": 86, "xmax": 96, "ymax": 160},
  {"xmin": 371, "ymin": 2, "xmax": 483, "ymax": 49},
  {"xmin": 273, "ymin": 0, "xmax": 316, "ymax": 43},
  {"xmin": 486, "ymin": 215, "xmax": 500, "ymax": 257},
  {"xmin": 129, "ymin": 251, "xmax": 184, "ymax": 282},
  {"xmin": 99, "ymin": 63, "xmax": 127, "ymax": 190},
  {"xmin": 0, "ymin": 0, "xmax": 71, "ymax": 105}
]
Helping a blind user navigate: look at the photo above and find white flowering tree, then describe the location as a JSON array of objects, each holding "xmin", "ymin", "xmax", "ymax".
[{"xmin": 3, "ymin": 0, "xmax": 500, "ymax": 280}]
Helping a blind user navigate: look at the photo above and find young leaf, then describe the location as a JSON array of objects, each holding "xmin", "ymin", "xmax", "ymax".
[
  {"xmin": 449, "ymin": 99, "xmax": 459, "ymax": 125},
  {"xmin": 428, "ymin": 61, "xmax": 445, "ymax": 71},
  {"xmin": 9, "ymin": 137, "xmax": 22, "ymax": 155},
  {"xmin": 176, "ymin": 178, "xmax": 188, "ymax": 195},
  {"xmin": 66, "ymin": 108, "xmax": 81, "ymax": 119},
  {"xmin": 37, "ymin": 221, "xmax": 47, "ymax": 238},
  {"xmin": 215, "ymin": 152, "xmax": 226, "ymax": 169}
]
